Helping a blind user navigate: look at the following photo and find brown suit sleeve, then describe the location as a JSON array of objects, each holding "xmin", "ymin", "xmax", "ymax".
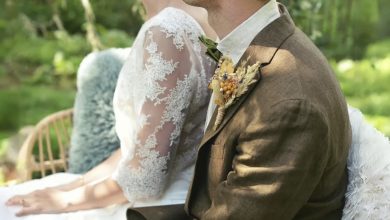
[{"xmin": 204, "ymin": 99, "xmax": 330, "ymax": 220}]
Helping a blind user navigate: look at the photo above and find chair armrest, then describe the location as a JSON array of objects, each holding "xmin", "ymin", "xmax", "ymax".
[{"xmin": 17, "ymin": 108, "xmax": 74, "ymax": 182}]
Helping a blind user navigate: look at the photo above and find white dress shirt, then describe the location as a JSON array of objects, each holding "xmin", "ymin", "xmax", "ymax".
[{"xmin": 205, "ymin": 0, "xmax": 281, "ymax": 129}]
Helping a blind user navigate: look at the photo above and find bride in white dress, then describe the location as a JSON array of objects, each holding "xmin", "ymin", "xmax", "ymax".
[
  {"xmin": 0, "ymin": 0, "xmax": 216, "ymax": 219},
  {"xmin": 1, "ymin": 1, "xmax": 390, "ymax": 219}
]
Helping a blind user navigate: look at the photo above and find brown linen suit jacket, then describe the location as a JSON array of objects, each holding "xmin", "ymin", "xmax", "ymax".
[{"xmin": 185, "ymin": 5, "xmax": 352, "ymax": 220}]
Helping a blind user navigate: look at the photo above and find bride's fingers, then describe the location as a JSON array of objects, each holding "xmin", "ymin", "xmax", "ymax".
[
  {"xmin": 5, "ymin": 196, "xmax": 24, "ymax": 206},
  {"xmin": 15, "ymin": 205, "xmax": 42, "ymax": 217}
]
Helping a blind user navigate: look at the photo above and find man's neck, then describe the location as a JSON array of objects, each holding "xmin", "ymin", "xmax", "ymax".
[{"xmin": 208, "ymin": 0, "xmax": 269, "ymax": 39}]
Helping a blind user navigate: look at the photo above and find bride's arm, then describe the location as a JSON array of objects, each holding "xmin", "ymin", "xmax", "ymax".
[
  {"xmin": 7, "ymin": 150, "xmax": 125, "ymax": 216},
  {"xmin": 5, "ymin": 149, "xmax": 122, "ymax": 207},
  {"xmin": 9, "ymin": 177, "xmax": 128, "ymax": 216},
  {"xmin": 50, "ymin": 149, "xmax": 122, "ymax": 191},
  {"xmin": 111, "ymin": 26, "xmax": 196, "ymax": 203},
  {"xmin": 64, "ymin": 177, "xmax": 128, "ymax": 212}
]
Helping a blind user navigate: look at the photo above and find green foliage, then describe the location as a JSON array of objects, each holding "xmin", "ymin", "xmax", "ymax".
[
  {"xmin": 1, "ymin": 0, "xmax": 143, "ymax": 35},
  {"xmin": 365, "ymin": 115, "xmax": 390, "ymax": 137},
  {"xmin": 377, "ymin": 0, "xmax": 390, "ymax": 39},
  {"xmin": 0, "ymin": 90, "xmax": 21, "ymax": 130},
  {"xmin": 99, "ymin": 28, "xmax": 135, "ymax": 48},
  {"xmin": 365, "ymin": 39, "xmax": 390, "ymax": 59},
  {"xmin": 0, "ymin": 85, "xmax": 75, "ymax": 132},
  {"xmin": 334, "ymin": 40, "xmax": 390, "ymax": 136},
  {"xmin": 280, "ymin": 0, "xmax": 386, "ymax": 60},
  {"xmin": 0, "ymin": 31, "xmax": 88, "ymax": 88},
  {"xmin": 336, "ymin": 58, "xmax": 390, "ymax": 97},
  {"xmin": 0, "ymin": 29, "xmax": 133, "ymax": 88},
  {"xmin": 279, "ymin": 0, "xmax": 323, "ymax": 41},
  {"xmin": 92, "ymin": 0, "xmax": 144, "ymax": 36}
]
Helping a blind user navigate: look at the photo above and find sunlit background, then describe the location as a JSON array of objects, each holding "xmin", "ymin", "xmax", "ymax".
[{"xmin": 0, "ymin": 0, "xmax": 389, "ymax": 184}]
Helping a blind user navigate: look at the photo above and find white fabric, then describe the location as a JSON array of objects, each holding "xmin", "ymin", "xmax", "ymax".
[
  {"xmin": 342, "ymin": 107, "xmax": 390, "ymax": 219},
  {"xmin": 205, "ymin": 0, "xmax": 280, "ymax": 128},
  {"xmin": 111, "ymin": 7, "xmax": 213, "ymax": 206}
]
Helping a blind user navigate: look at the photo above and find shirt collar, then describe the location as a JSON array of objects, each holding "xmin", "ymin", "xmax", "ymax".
[{"xmin": 217, "ymin": 0, "xmax": 281, "ymax": 65}]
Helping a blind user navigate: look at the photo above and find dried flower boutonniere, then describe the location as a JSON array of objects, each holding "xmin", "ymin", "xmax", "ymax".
[{"xmin": 210, "ymin": 55, "xmax": 260, "ymax": 130}]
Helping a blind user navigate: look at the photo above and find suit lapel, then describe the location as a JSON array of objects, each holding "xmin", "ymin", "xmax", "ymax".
[{"xmin": 199, "ymin": 4, "xmax": 296, "ymax": 148}]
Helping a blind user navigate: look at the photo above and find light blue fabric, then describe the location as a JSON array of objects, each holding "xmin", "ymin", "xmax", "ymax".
[{"xmin": 68, "ymin": 48, "xmax": 131, "ymax": 174}]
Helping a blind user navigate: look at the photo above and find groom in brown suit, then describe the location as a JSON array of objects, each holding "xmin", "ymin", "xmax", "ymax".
[
  {"xmin": 182, "ymin": 0, "xmax": 352, "ymax": 219},
  {"xmin": 126, "ymin": 1, "xmax": 351, "ymax": 219}
]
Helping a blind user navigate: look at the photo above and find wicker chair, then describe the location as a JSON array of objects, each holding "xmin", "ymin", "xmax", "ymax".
[{"xmin": 17, "ymin": 109, "xmax": 74, "ymax": 182}]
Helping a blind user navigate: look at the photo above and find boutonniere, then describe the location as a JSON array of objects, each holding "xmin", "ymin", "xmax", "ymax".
[{"xmin": 210, "ymin": 55, "xmax": 260, "ymax": 130}]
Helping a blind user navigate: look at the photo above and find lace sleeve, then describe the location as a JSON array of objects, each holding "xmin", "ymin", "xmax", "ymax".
[{"xmin": 112, "ymin": 26, "xmax": 196, "ymax": 203}]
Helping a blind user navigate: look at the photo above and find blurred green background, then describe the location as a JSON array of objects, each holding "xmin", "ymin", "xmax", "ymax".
[{"xmin": 0, "ymin": 0, "xmax": 389, "ymax": 183}]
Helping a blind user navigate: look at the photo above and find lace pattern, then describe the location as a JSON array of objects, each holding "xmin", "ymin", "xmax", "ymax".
[{"xmin": 112, "ymin": 7, "xmax": 213, "ymax": 203}]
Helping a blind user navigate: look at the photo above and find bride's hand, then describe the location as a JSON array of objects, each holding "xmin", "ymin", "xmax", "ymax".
[{"xmin": 5, "ymin": 188, "xmax": 70, "ymax": 216}]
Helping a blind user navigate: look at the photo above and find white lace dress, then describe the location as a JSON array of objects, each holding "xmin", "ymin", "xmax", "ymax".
[{"xmin": 0, "ymin": 7, "xmax": 213, "ymax": 220}]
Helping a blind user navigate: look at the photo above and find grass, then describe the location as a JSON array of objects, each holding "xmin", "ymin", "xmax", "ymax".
[{"xmin": 334, "ymin": 50, "xmax": 390, "ymax": 136}]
